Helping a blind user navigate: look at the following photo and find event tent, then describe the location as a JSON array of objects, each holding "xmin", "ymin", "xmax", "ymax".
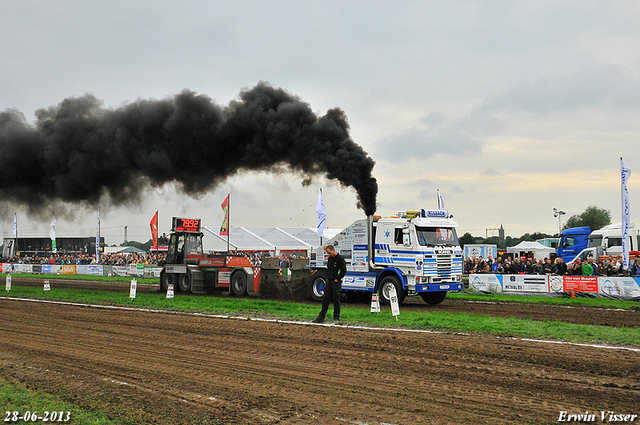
[
  {"xmin": 202, "ymin": 226, "xmax": 341, "ymax": 255},
  {"xmin": 506, "ymin": 241, "xmax": 555, "ymax": 259}
]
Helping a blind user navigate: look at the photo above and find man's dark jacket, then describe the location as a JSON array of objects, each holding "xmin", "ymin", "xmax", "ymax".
[{"xmin": 327, "ymin": 253, "xmax": 347, "ymax": 282}]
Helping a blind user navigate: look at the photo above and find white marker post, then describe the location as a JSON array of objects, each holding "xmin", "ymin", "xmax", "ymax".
[
  {"xmin": 389, "ymin": 286, "xmax": 400, "ymax": 321},
  {"xmin": 370, "ymin": 293, "xmax": 380, "ymax": 313},
  {"xmin": 166, "ymin": 284, "xmax": 174, "ymax": 299},
  {"xmin": 129, "ymin": 278, "xmax": 137, "ymax": 299},
  {"xmin": 5, "ymin": 274, "xmax": 11, "ymax": 292},
  {"xmin": 43, "ymin": 280, "xmax": 50, "ymax": 291}
]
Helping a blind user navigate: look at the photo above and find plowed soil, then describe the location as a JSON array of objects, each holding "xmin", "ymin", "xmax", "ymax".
[{"xmin": 1, "ymin": 295, "xmax": 639, "ymax": 424}]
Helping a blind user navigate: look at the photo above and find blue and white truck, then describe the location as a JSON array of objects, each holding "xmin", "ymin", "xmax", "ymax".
[
  {"xmin": 556, "ymin": 226, "xmax": 591, "ymax": 263},
  {"xmin": 309, "ymin": 210, "xmax": 464, "ymax": 305}
]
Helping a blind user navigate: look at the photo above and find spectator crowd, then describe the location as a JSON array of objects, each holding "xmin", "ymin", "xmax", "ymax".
[
  {"xmin": 1, "ymin": 252, "xmax": 167, "ymax": 266},
  {"xmin": 465, "ymin": 254, "xmax": 640, "ymax": 277}
]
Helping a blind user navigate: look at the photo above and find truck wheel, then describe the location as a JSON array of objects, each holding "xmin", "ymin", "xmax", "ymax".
[
  {"xmin": 378, "ymin": 275, "xmax": 406, "ymax": 305},
  {"xmin": 309, "ymin": 270, "xmax": 327, "ymax": 302},
  {"xmin": 420, "ymin": 291, "xmax": 447, "ymax": 305},
  {"xmin": 231, "ymin": 271, "xmax": 248, "ymax": 296},
  {"xmin": 160, "ymin": 271, "xmax": 173, "ymax": 293},
  {"xmin": 178, "ymin": 272, "xmax": 191, "ymax": 293}
]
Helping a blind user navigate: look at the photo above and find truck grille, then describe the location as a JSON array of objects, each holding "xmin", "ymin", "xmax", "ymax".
[{"xmin": 436, "ymin": 254, "xmax": 452, "ymax": 278}]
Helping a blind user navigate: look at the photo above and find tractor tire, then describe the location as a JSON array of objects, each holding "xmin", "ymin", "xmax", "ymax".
[
  {"xmin": 420, "ymin": 291, "xmax": 447, "ymax": 305},
  {"xmin": 178, "ymin": 272, "xmax": 191, "ymax": 293},
  {"xmin": 160, "ymin": 271, "xmax": 174, "ymax": 293},
  {"xmin": 309, "ymin": 270, "xmax": 327, "ymax": 302},
  {"xmin": 378, "ymin": 275, "xmax": 406, "ymax": 305},
  {"xmin": 231, "ymin": 271, "xmax": 248, "ymax": 296}
]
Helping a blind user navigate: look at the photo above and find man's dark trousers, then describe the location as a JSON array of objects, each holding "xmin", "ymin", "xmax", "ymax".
[{"xmin": 318, "ymin": 279, "xmax": 341, "ymax": 320}]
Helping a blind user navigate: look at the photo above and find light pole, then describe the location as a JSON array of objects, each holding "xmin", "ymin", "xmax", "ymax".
[{"xmin": 553, "ymin": 208, "xmax": 565, "ymax": 236}]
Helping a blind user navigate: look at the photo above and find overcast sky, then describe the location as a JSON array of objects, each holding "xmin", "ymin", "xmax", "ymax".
[{"xmin": 1, "ymin": 1, "xmax": 639, "ymax": 245}]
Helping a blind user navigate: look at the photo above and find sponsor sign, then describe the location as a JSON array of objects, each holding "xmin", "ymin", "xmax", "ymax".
[
  {"xmin": 62, "ymin": 265, "xmax": 76, "ymax": 275},
  {"xmin": 165, "ymin": 265, "xmax": 187, "ymax": 274},
  {"xmin": 389, "ymin": 285, "xmax": 400, "ymax": 319},
  {"xmin": 166, "ymin": 284, "xmax": 174, "ymax": 299},
  {"xmin": 43, "ymin": 280, "xmax": 50, "ymax": 291},
  {"xmin": 5, "ymin": 274, "xmax": 10, "ymax": 291},
  {"xmin": 563, "ymin": 276, "xmax": 598, "ymax": 292},
  {"xmin": 370, "ymin": 293, "xmax": 380, "ymax": 313},
  {"xmin": 129, "ymin": 278, "xmax": 137, "ymax": 299},
  {"xmin": 352, "ymin": 244, "xmax": 369, "ymax": 272},
  {"xmin": 502, "ymin": 275, "xmax": 548, "ymax": 293},
  {"xmin": 468, "ymin": 274, "xmax": 503, "ymax": 292}
]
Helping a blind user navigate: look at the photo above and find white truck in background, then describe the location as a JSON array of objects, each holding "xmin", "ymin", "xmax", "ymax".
[
  {"xmin": 568, "ymin": 222, "xmax": 639, "ymax": 263},
  {"xmin": 309, "ymin": 209, "xmax": 464, "ymax": 305}
]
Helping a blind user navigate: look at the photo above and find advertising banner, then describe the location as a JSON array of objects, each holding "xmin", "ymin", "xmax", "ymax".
[
  {"xmin": 502, "ymin": 274, "xmax": 548, "ymax": 293},
  {"xmin": 62, "ymin": 265, "xmax": 76, "ymax": 275},
  {"xmin": 468, "ymin": 274, "xmax": 503, "ymax": 292},
  {"xmin": 563, "ymin": 276, "xmax": 598, "ymax": 292},
  {"xmin": 76, "ymin": 265, "xmax": 104, "ymax": 276}
]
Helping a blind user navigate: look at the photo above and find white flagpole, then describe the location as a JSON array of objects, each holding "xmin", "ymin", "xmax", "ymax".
[
  {"xmin": 316, "ymin": 188, "xmax": 327, "ymax": 246},
  {"xmin": 96, "ymin": 207, "xmax": 101, "ymax": 262},
  {"xmin": 621, "ymin": 158, "xmax": 631, "ymax": 271}
]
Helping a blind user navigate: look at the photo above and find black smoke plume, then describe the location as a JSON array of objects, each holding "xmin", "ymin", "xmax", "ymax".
[{"xmin": 0, "ymin": 82, "xmax": 378, "ymax": 215}]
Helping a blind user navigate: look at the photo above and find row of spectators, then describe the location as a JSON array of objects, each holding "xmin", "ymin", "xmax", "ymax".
[
  {"xmin": 1, "ymin": 251, "xmax": 305, "ymax": 267},
  {"xmin": 465, "ymin": 255, "xmax": 640, "ymax": 277},
  {"xmin": 1, "ymin": 252, "xmax": 167, "ymax": 266}
]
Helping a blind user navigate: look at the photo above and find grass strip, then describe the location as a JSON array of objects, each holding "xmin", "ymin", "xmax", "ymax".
[
  {"xmin": 2, "ymin": 285, "xmax": 638, "ymax": 348},
  {"xmin": 448, "ymin": 291, "xmax": 640, "ymax": 310},
  {"xmin": 1, "ymin": 273, "xmax": 157, "ymax": 284},
  {"xmin": 0, "ymin": 378, "xmax": 123, "ymax": 424}
]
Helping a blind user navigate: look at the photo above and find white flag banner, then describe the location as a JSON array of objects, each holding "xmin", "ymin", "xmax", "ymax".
[
  {"xmin": 12, "ymin": 213, "xmax": 17, "ymax": 237},
  {"xmin": 96, "ymin": 208, "xmax": 101, "ymax": 260},
  {"xmin": 315, "ymin": 189, "xmax": 327, "ymax": 238},
  {"xmin": 621, "ymin": 158, "xmax": 631, "ymax": 270},
  {"xmin": 50, "ymin": 215, "xmax": 57, "ymax": 253}
]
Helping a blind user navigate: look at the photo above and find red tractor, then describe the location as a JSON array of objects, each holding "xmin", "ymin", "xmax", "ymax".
[{"xmin": 159, "ymin": 217, "xmax": 260, "ymax": 295}]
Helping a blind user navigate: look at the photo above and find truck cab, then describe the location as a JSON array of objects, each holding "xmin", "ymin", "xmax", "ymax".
[
  {"xmin": 309, "ymin": 209, "xmax": 464, "ymax": 305},
  {"xmin": 557, "ymin": 226, "xmax": 591, "ymax": 262}
]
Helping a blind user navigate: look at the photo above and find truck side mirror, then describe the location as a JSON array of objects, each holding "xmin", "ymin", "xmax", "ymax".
[{"xmin": 403, "ymin": 228, "xmax": 411, "ymax": 246}]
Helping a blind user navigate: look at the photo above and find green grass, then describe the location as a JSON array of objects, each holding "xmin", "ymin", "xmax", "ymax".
[
  {"xmin": 0, "ymin": 379, "xmax": 123, "ymax": 424},
  {"xmin": 1, "ymin": 273, "xmax": 158, "ymax": 284},
  {"xmin": 448, "ymin": 291, "xmax": 640, "ymax": 310},
  {"xmin": 2, "ymin": 285, "xmax": 639, "ymax": 348}
]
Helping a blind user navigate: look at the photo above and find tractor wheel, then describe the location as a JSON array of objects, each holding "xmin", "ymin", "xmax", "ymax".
[
  {"xmin": 378, "ymin": 275, "xmax": 406, "ymax": 305},
  {"xmin": 160, "ymin": 271, "xmax": 174, "ymax": 292},
  {"xmin": 420, "ymin": 291, "xmax": 447, "ymax": 305},
  {"xmin": 178, "ymin": 272, "xmax": 191, "ymax": 293},
  {"xmin": 309, "ymin": 270, "xmax": 327, "ymax": 302},
  {"xmin": 231, "ymin": 271, "xmax": 248, "ymax": 296}
]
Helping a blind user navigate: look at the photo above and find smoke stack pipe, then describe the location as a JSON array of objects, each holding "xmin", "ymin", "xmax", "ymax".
[{"xmin": 367, "ymin": 215, "xmax": 383, "ymax": 270}]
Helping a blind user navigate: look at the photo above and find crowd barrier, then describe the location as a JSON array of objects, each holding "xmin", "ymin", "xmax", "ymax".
[
  {"xmin": 468, "ymin": 274, "xmax": 640, "ymax": 300},
  {"xmin": 0, "ymin": 263, "xmax": 163, "ymax": 278}
]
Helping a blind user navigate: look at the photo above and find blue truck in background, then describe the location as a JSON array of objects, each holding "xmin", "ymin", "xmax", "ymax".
[{"xmin": 556, "ymin": 226, "xmax": 591, "ymax": 262}]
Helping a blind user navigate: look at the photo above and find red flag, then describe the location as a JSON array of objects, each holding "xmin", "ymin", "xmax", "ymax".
[
  {"xmin": 150, "ymin": 211, "xmax": 158, "ymax": 250},
  {"xmin": 220, "ymin": 195, "xmax": 229, "ymax": 236}
]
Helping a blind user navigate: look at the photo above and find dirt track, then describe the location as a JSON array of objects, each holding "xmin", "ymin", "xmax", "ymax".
[{"xmin": 1, "ymin": 297, "xmax": 638, "ymax": 424}]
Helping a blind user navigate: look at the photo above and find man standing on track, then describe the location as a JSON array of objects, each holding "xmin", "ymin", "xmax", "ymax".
[{"xmin": 313, "ymin": 245, "xmax": 346, "ymax": 324}]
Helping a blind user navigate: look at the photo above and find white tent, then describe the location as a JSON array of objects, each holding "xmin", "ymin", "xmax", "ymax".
[
  {"xmin": 506, "ymin": 240, "xmax": 555, "ymax": 260},
  {"xmin": 202, "ymin": 226, "xmax": 341, "ymax": 255}
]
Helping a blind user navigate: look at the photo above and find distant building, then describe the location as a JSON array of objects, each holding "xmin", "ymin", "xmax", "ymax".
[{"xmin": 499, "ymin": 224, "xmax": 505, "ymax": 241}]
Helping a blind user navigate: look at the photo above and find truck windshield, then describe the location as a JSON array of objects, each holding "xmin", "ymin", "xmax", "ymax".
[
  {"xmin": 415, "ymin": 227, "xmax": 458, "ymax": 247},
  {"xmin": 185, "ymin": 234, "xmax": 203, "ymax": 256},
  {"xmin": 588, "ymin": 236, "xmax": 602, "ymax": 248}
]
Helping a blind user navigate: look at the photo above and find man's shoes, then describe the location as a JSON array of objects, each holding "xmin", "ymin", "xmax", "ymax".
[
  {"xmin": 312, "ymin": 317, "xmax": 325, "ymax": 323},
  {"xmin": 333, "ymin": 318, "xmax": 341, "ymax": 325}
]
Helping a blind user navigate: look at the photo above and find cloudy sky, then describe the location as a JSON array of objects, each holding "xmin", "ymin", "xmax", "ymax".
[{"xmin": 1, "ymin": 1, "xmax": 639, "ymax": 245}]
